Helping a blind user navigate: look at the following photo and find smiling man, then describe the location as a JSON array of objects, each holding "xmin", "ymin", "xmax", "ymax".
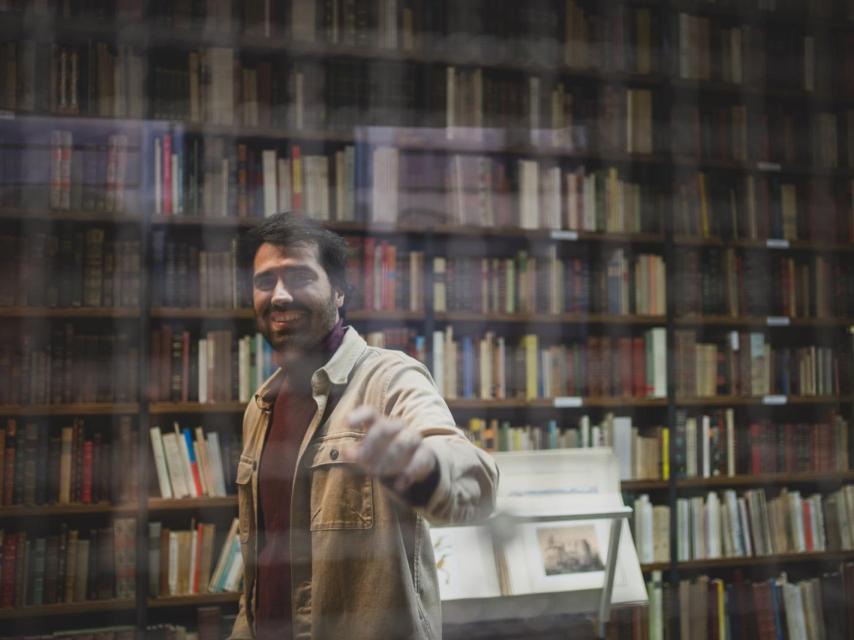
[{"xmin": 230, "ymin": 212, "xmax": 498, "ymax": 640}]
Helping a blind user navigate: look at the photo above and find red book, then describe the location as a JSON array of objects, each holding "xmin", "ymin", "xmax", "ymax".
[
  {"xmin": 81, "ymin": 439, "xmax": 94, "ymax": 504},
  {"xmin": 363, "ymin": 237, "xmax": 375, "ymax": 311},
  {"xmin": 290, "ymin": 144, "xmax": 303, "ymax": 211},
  {"xmin": 632, "ymin": 336, "xmax": 645, "ymax": 397},
  {"xmin": 163, "ymin": 133, "xmax": 172, "ymax": 215},
  {"xmin": 802, "ymin": 500, "xmax": 813, "ymax": 551},
  {"xmin": 1, "ymin": 532, "xmax": 17, "ymax": 607},
  {"xmin": 749, "ymin": 422, "xmax": 763, "ymax": 474},
  {"xmin": 751, "ymin": 582, "xmax": 776, "ymax": 640},
  {"xmin": 618, "ymin": 337, "xmax": 632, "ymax": 397},
  {"xmin": 3, "ymin": 418, "xmax": 16, "ymax": 506}
]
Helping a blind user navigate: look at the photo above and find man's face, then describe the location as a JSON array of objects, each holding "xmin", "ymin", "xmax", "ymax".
[{"xmin": 252, "ymin": 242, "xmax": 344, "ymax": 362}]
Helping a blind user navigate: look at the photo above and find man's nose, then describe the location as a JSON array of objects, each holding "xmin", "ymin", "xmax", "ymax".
[{"xmin": 271, "ymin": 279, "xmax": 294, "ymax": 304}]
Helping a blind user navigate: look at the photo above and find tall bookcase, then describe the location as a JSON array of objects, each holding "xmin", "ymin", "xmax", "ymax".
[{"xmin": 0, "ymin": 0, "xmax": 852, "ymax": 638}]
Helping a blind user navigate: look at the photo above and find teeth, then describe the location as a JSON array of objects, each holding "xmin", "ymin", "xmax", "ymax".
[{"xmin": 273, "ymin": 311, "xmax": 304, "ymax": 322}]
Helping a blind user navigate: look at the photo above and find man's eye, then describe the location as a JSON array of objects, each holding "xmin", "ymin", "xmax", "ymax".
[{"xmin": 254, "ymin": 275, "xmax": 276, "ymax": 290}]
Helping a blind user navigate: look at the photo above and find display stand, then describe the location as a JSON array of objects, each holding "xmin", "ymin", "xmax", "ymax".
[{"xmin": 439, "ymin": 506, "xmax": 632, "ymax": 639}]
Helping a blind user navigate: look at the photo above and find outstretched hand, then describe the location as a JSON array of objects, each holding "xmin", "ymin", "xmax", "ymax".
[{"xmin": 341, "ymin": 405, "xmax": 438, "ymax": 494}]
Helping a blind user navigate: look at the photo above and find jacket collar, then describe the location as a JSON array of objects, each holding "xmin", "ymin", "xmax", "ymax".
[{"xmin": 252, "ymin": 326, "xmax": 368, "ymax": 411}]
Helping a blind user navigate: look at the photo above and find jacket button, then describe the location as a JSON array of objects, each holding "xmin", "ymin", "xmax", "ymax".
[{"xmin": 330, "ymin": 448, "xmax": 339, "ymax": 461}]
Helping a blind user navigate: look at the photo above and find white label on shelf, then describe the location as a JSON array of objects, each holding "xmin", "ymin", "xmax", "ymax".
[
  {"xmin": 729, "ymin": 331, "xmax": 739, "ymax": 352},
  {"xmin": 757, "ymin": 161, "xmax": 782, "ymax": 172},
  {"xmin": 766, "ymin": 316, "xmax": 791, "ymax": 326},
  {"xmin": 554, "ymin": 396, "xmax": 584, "ymax": 408},
  {"xmin": 766, "ymin": 239, "xmax": 790, "ymax": 249},
  {"xmin": 550, "ymin": 230, "xmax": 579, "ymax": 241},
  {"xmin": 762, "ymin": 395, "xmax": 787, "ymax": 405}
]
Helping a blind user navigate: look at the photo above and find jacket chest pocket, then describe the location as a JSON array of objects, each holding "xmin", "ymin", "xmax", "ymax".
[
  {"xmin": 235, "ymin": 457, "xmax": 255, "ymax": 543},
  {"xmin": 308, "ymin": 436, "xmax": 374, "ymax": 531}
]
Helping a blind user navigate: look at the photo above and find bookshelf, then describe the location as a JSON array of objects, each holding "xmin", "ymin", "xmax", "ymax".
[{"xmin": 0, "ymin": 0, "xmax": 852, "ymax": 638}]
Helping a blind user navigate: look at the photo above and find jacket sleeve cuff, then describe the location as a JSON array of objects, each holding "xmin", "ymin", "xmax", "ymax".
[{"xmin": 402, "ymin": 457, "xmax": 441, "ymax": 506}]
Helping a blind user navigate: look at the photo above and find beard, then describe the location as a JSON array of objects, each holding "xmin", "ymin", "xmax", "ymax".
[{"xmin": 260, "ymin": 292, "xmax": 340, "ymax": 363}]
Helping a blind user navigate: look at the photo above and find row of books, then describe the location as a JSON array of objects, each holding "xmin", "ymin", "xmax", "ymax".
[
  {"xmin": 671, "ymin": 105, "xmax": 851, "ymax": 169},
  {"xmin": 0, "ymin": 328, "xmax": 140, "ymax": 406},
  {"xmin": 0, "ymin": 40, "xmax": 145, "ymax": 117},
  {"xmin": 363, "ymin": 328, "xmax": 425, "ymax": 361},
  {"xmin": 148, "ymin": 328, "xmax": 277, "ymax": 404},
  {"xmin": 148, "ymin": 519, "xmax": 241, "ymax": 597},
  {"xmin": 465, "ymin": 415, "xmax": 668, "ymax": 482},
  {"xmin": 0, "ymin": 628, "xmax": 135, "ymax": 640},
  {"xmin": 431, "ymin": 328, "xmax": 668, "ymax": 401},
  {"xmin": 345, "ymin": 238, "xmax": 424, "ymax": 312},
  {"xmin": 671, "ymin": 485, "xmax": 854, "ymax": 561},
  {"xmin": 434, "ymin": 249, "xmax": 666, "ymax": 316},
  {"xmin": 0, "ymin": 416, "xmax": 137, "ymax": 507},
  {"xmin": 673, "ymin": 173, "xmax": 853, "ymax": 244},
  {"xmin": 0, "ymin": 229, "xmax": 142, "ymax": 309},
  {"xmin": 0, "ymin": 519, "xmax": 136, "ymax": 608},
  {"xmin": 675, "ymin": 249, "xmax": 853, "ymax": 319},
  {"xmin": 622, "ymin": 568, "xmax": 854, "ymax": 640},
  {"xmin": 674, "ymin": 331, "xmax": 843, "ymax": 398},
  {"xmin": 633, "ymin": 497, "xmax": 670, "ymax": 564},
  {"xmin": 673, "ymin": 411, "xmax": 850, "ymax": 479},
  {"xmin": 149, "ymin": 425, "xmax": 228, "ymax": 500},
  {"xmin": 150, "ymin": 232, "xmax": 243, "ymax": 310}
]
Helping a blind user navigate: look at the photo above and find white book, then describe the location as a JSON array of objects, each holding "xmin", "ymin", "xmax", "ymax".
[
  {"xmin": 650, "ymin": 328, "xmax": 667, "ymax": 398},
  {"xmin": 206, "ymin": 432, "xmax": 228, "ymax": 497},
  {"xmin": 612, "ymin": 417, "xmax": 633, "ymax": 481},
  {"xmin": 168, "ymin": 531, "xmax": 179, "ymax": 595},
  {"xmin": 446, "ymin": 66, "xmax": 455, "ymax": 135},
  {"xmin": 580, "ymin": 415, "xmax": 590, "ymax": 448},
  {"xmin": 686, "ymin": 417, "xmax": 697, "ymax": 477},
  {"xmin": 149, "ymin": 426, "xmax": 174, "ymax": 499},
  {"xmin": 583, "ymin": 173, "xmax": 596, "ymax": 231},
  {"xmin": 162, "ymin": 433, "xmax": 190, "ymax": 499},
  {"xmin": 724, "ymin": 490, "xmax": 743, "ymax": 556},
  {"xmin": 701, "ymin": 415, "xmax": 711, "ymax": 478},
  {"xmin": 223, "ymin": 536, "xmax": 245, "ymax": 591},
  {"xmin": 432, "ymin": 331, "xmax": 445, "ymax": 396},
  {"xmin": 705, "ymin": 492, "xmax": 721, "ymax": 559},
  {"xmin": 677, "ymin": 498, "xmax": 690, "ymax": 561},
  {"xmin": 737, "ymin": 497, "xmax": 753, "ymax": 557},
  {"xmin": 262, "ymin": 149, "xmax": 278, "ymax": 217},
  {"xmin": 209, "ymin": 518, "xmax": 238, "ymax": 592},
  {"xmin": 789, "ymin": 491, "xmax": 805, "ymax": 552},
  {"xmin": 782, "ymin": 582, "xmax": 808, "ymax": 640},
  {"xmin": 174, "ymin": 422, "xmax": 199, "ymax": 498},
  {"xmin": 691, "ymin": 496, "xmax": 705, "ymax": 559},
  {"xmin": 198, "ymin": 338, "xmax": 208, "ymax": 403},
  {"xmin": 188, "ymin": 527, "xmax": 198, "ymax": 594}
]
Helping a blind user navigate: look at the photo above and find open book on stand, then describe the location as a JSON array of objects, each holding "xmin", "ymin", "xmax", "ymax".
[{"xmin": 431, "ymin": 448, "xmax": 647, "ymax": 622}]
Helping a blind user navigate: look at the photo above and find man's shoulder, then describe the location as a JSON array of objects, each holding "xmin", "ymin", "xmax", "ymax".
[{"xmin": 357, "ymin": 344, "xmax": 428, "ymax": 376}]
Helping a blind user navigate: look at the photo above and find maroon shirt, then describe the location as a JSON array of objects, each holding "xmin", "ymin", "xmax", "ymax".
[{"xmin": 255, "ymin": 321, "xmax": 346, "ymax": 640}]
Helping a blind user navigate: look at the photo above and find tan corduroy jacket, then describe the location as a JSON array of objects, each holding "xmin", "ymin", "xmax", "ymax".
[{"xmin": 228, "ymin": 327, "xmax": 498, "ymax": 640}]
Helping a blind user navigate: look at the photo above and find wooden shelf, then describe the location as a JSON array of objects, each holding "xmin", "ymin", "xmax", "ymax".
[
  {"xmin": 675, "ymin": 315, "xmax": 854, "ymax": 328},
  {"xmin": 148, "ymin": 496, "xmax": 237, "ymax": 511},
  {"xmin": 447, "ymin": 397, "xmax": 667, "ymax": 410},
  {"xmin": 676, "ymin": 550, "xmax": 854, "ymax": 571},
  {"xmin": 0, "ymin": 403, "xmax": 140, "ymax": 416},
  {"xmin": 640, "ymin": 562, "xmax": 670, "ymax": 573},
  {"xmin": 0, "ymin": 598, "xmax": 136, "ymax": 619},
  {"xmin": 673, "ymin": 235, "xmax": 854, "ymax": 252},
  {"xmin": 0, "ymin": 502, "xmax": 137, "ymax": 519},
  {"xmin": 148, "ymin": 592, "xmax": 241, "ymax": 608},
  {"xmin": 437, "ymin": 312, "xmax": 665, "ymax": 325},
  {"xmin": 0, "ymin": 207, "xmax": 144, "ymax": 225},
  {"xmin": 0, "ymin": 307, "xmax": 142, "ymax": 319},
  {"xmin": 621, "ymin": 479, "xmax": 668, "ymax": 491},
  {"xmin": 675, "ymin": 396, "xmax": 852, "ymax": 407},
  {"xmin": 149, "ymin": 402, "xmax": 245, "ymax": 415},
  {"xmin": 151, "ymin": 307, "xmax": 254, "ymax": 320},
  {"xmin": 676, "ymin": 471, "xmax": 854, "ymax": 489}
]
